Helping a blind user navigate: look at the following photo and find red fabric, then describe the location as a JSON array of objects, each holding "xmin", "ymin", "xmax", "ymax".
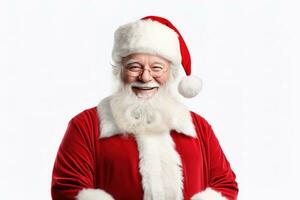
[
  {"xmin": 51, "ymin": 107, "xmax": 238, "ymax": 200},
  {"xmin": 141, "ymin": 16, "xmax": 191, "ymax": 76}
]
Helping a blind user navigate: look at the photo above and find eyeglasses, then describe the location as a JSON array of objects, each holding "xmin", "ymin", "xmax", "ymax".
[{"xmin": 124, "ymin": 63, "xmax": 168, "ymax": 78}]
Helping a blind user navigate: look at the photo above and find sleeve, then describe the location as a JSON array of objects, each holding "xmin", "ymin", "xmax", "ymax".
[
  {"xmin": 205, "ymin": 125, "xmax": 238, "ymax": 200},
  {"xmin": 51, "ymin": 118, "xmax": 114, "ymax": 200},
  {"xmin": 192, "ymin": 114, "xmax": 239, "ymax": 200}
]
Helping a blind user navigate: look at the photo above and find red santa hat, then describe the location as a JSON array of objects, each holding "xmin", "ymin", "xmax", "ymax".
[{"xmin": 112, "ymin": 15, "xmax": 202, "ymax": 98}]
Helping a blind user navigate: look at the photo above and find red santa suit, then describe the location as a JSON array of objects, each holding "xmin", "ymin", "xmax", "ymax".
[
  {"xmin": 52, "ymin": 15, "xmax": 238, "ymax": 200},
  {"xmin": 51, "ymin": 96, "xmax": 238, "ymax": 200}
]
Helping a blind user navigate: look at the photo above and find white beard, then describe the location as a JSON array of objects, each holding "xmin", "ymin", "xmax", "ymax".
[{"xmin": 109, "ymin": 81, "xmax": 184, "ymax": 135}]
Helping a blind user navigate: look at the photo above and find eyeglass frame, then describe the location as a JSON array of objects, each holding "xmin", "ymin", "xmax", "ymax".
[{"xmin": 123, "ymin": 62, "xmax": 169, "ymax": 78}]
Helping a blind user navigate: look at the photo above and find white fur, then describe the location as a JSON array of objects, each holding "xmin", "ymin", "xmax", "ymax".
[
  {"xmin": 178, "ymin": 75, "xmax": 202, "ymax": 98},
  {"xmin": 135, "ymin": 132, "xmax": 183, "ymax": 200},
  {"xmin": 191, "ymin": 188, "xmax": 228, "ymax": 200},
  {"xmin": 76, "ymin": 188, "xmax": 114, "ymax": 200},
  {"xmin": 112, "ymin": 19, "xmax": 181, "ymax": 66}
]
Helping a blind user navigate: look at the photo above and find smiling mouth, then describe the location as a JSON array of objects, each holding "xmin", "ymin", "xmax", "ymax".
[
  {"xmin": 131, "ymin": 86, "xmax": 159, "ymax": 99},
  {"xmin": 132, "ymin": 86, "xmax": 158, "ymax": 90}
]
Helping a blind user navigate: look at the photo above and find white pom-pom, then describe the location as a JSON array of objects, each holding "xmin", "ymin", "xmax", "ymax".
[{"xmin": 178, "ymin": 76, "xmax": 202, "ymax": 98}]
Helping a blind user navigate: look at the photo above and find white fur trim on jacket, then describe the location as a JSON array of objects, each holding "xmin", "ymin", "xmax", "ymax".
[
  {"xmin": 112, "ymin": 19, "xmax": 181, "ymax": 66},
  {"xmin": 97, "ymin": 96, "xmax": 196, "ymax": 138},
  {"xmin": 191, "ymin": 188, "xmax": 228, "ymax": 200},
  {"xmin": 135, "ymin": 133, "xmax": 183, "ymax": 200},
  {"xmin": 96, "ymin": 96, "xmax": 189, "ymax": 199},
  {"xmin": 76, "ymin": 188, "xmax": 115, "ymax": 200}
]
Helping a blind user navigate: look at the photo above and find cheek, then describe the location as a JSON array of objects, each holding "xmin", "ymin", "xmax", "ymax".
[
  {"xmin": 122, "ymin": 73, "xmax": 137, "ymax": 84},
  {"xmin": 155, "ymin": 72, "xmax": 169, "ymax": 85}
]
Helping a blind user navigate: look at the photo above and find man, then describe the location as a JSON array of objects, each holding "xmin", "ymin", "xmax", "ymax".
[{"xmin": 51, "ymin": 16, "xmax": 238, "ymax": 200}]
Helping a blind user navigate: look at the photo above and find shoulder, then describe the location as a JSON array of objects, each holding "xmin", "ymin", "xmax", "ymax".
[
  {"xmin": 71, "ymin": 107, "xmax": 98, "ymax": 124},
  {"xmin": 67, "ymin": 107, "xmax": 99, "ymax": 136},
  {"xmin": 59, "ymin": 108, "xmax": 99, "ymax": 154},
  {"xmin": 189, "ymin": 111, "xmax": 214, "ymax": 140},
  {"xmin": 190, "ymin": 111, "xmax": 212, "ymax": 129}
]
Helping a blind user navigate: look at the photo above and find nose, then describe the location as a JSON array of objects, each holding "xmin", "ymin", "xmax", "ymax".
[{"xmin": 139, "ymin": 68, "xmax": 153, "ymax": 83}]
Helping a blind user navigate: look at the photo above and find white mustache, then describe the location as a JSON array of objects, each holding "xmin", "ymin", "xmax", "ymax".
[{"xmin": 130, "ymin": 81, "xmax": 160, "ymax": 88}]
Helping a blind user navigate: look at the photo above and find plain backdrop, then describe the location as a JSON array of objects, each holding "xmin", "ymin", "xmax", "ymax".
[{"xmin": 1, "ymin": 0, "xmax": 299, "ymax": 199}]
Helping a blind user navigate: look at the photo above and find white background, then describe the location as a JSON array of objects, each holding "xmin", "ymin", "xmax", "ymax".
[{"xmin": 1, "ymin": 0, "xmax": 299, "ymax": 199}]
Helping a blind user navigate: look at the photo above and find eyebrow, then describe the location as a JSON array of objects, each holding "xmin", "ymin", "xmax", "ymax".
[
  {"xmin": 123, "ymin": 59, "xmax": 140, "ymax": 66},
  {"xmin": 152, "ymin": 61, "xmax": 165, "ymax": 66},
  {"xmin": 123, "ymin": 59, "xmax": 166, "ymax": 66}
]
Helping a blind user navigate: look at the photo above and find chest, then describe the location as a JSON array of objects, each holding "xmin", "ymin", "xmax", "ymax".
[{"xmin": 94, "ymin": 133, "xmax": 208, "ymax": 200}]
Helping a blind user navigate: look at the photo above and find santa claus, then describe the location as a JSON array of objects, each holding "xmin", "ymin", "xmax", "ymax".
[{"xmin": 51, "ymin": 16, "xmax": 238, "ymax": 200}]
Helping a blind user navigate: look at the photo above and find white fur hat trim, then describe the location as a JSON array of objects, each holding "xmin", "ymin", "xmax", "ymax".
[{"xmin": 112, "ymin": 19, "xmax": 181, "ymax": 66}]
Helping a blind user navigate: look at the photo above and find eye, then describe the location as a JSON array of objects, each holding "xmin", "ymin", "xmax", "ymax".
[
  {"xmin": 126, "ymin": 64, "xmax": 143, "ymax": 72},
  {"xmin": 151, "ymin": 65, "xmax": 163, "ymax": 72}
]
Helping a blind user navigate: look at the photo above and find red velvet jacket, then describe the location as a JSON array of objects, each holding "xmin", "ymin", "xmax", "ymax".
[{"xmin": 51, "ymin": 107, "xmax": 238, "ymax": 200}]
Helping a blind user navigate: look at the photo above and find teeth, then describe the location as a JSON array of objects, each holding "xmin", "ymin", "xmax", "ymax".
[
  {"xmin": 135, "ymin": 87, "xmax": 154, "ymax": 90},
  {"xmin": 132, "ymin": 86, "xmax": 158, "ymax": 99}
]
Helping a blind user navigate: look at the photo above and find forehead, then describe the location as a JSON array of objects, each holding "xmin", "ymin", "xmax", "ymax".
[{"xmin": 122, "ymin": 53, "xmax": 170, "ymax": 65}]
